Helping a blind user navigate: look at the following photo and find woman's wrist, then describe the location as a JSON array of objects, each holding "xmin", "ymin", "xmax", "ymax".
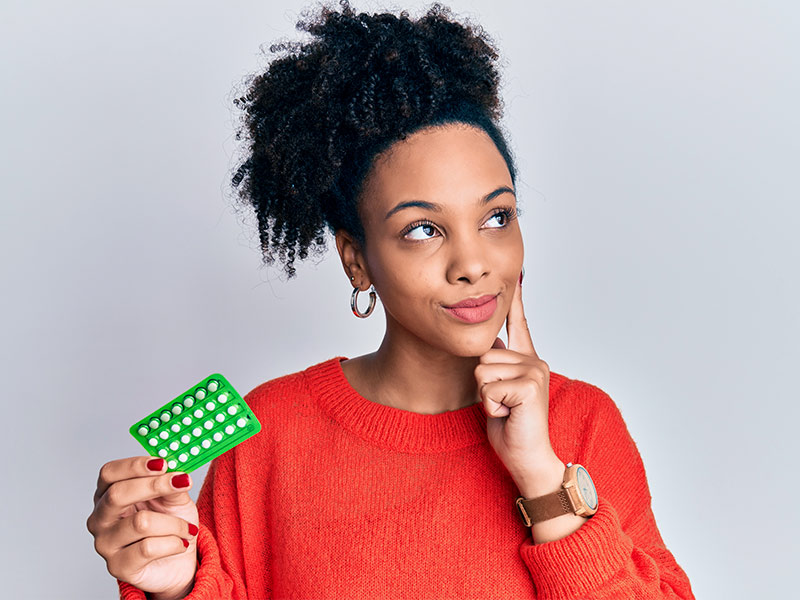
[{"xmin": 511, "ymin": 454, "xmax": 566, "ymax": 500}]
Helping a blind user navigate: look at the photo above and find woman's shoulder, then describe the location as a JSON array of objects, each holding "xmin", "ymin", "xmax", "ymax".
[
  {"xmin": 549, "ymin": 368, "xmax": 623, "ymax": 418},
  {"xmin": 241, "ymin": 355, "xmax": 343, "ymax": 411}
]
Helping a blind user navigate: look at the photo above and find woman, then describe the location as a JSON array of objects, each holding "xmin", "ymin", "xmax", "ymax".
[{"xmin": 87, "ymin": 2, "xmax": 695, "ymax": 598}]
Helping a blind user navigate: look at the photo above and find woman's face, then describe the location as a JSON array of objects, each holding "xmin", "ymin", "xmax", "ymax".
[{"xmin": 340, "ymin": 122, "xmax": 524, "ymax": 358}]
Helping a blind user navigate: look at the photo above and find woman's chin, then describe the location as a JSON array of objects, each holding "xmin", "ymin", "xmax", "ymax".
[{"xmin": 444, "ymin": 333, "xmax": 504, "ymax": 358}]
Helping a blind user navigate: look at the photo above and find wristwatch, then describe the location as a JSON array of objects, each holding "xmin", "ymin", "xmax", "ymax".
[{"xmin": 515, "ymin": 463, "xmax": 599, "ymax": 527}]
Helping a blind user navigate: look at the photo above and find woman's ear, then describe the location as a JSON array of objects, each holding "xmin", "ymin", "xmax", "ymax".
[{"xmin": 335, "ymin": 229, "xmax": 370, "ymax": 286}]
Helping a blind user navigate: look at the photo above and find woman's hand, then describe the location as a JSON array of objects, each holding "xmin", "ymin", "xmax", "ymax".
[
  {"xmin": 86, "ymin": 456, "xmax": 199, "ymax": 600},
  {"xmin": 475, "ymin": 272, "xmax": 565, "ymax": 497}
]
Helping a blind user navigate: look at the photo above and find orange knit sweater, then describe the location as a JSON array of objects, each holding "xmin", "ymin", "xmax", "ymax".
[{"xmin": 119, "ymin": 356, "xmax": 694, "ymax": 600}]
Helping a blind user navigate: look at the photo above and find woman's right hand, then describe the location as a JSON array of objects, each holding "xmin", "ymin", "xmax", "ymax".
[{"xmin": 86, "ymin": 456, "xmax": 199, "ymax": 600}]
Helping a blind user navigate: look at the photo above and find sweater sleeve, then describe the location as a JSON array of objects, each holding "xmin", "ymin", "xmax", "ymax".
[
  {"xmin": 117, "ymin": 449, "xmax": 249, "ymax": 600},
  {"xmin": 519, "ymin": 384, "xmax": 695, "ymax": 599}
]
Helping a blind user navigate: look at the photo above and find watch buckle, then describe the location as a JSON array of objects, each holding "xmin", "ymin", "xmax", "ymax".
[{"xmin": 515, "ymin": 496, "xmax": 533, "ymax": 527}]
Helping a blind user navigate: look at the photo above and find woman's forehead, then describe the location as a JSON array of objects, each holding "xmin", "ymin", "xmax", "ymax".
[{"xmin": 361, "ymin": 124, "xmax": 512, "ymax": 215}]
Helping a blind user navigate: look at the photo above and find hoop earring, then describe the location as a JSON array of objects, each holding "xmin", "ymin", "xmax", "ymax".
[{"xmin": 350, "ymin": 284, "xmax": 377, "ymax": 318}]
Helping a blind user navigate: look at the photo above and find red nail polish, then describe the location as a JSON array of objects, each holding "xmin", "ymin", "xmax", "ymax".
[
  {"xmin": 146, "ymin": 458, "xmax": 165, "ymax": 472},
  {"xmin": 519, "ymin": 269, "xmax": 524, "ymax": 285},
  {"xmin": 171, "ymin": 473, "xmax": 190, "ymax": 489},
  {"xmin": 188, "ymin": 523, "xmax": 198, "ymax": 536},
  {"xmin": 182, "ymin": 539, "xmax": 189, "ymax": 548}
]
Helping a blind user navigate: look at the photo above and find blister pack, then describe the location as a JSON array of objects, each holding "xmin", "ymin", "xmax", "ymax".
[{"xmin": 129, "ymin": 374, "xmax": 261, "ymax": 472}]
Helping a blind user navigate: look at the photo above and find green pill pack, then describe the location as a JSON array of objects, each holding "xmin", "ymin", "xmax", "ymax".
[{"xmin": 129, "ymin": 374, "xmax": 261, "ymax": 473}]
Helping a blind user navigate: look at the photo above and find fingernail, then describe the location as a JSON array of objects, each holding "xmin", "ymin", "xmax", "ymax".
[
  {"xmin": 146, "ymin": 458, "xmax": 165, "ymax": 472},
  {"xmin": 182, "ymin": 539, "xmax": 189, "ymax": 548},
  {"xmin": 188, "ymin": 523, "xmax": 198, "ymax": 536},
  {"xmin": 519, "ymin": 268, "xmax": 524, "ymax": 285},
  {"xmin": 171, "ymin": 473, "xmax": 190, "ymax": 489}
]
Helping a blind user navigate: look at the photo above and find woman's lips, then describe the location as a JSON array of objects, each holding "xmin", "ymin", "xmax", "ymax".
[{"xmin": 443, "ymin": 295, "xmax": 498, "ymax": 323}]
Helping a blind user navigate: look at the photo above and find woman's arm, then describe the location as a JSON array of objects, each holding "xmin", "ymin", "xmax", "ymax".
[{"xmin": 518, "ymin": 383, "xmax": 695, "ymax": 599}]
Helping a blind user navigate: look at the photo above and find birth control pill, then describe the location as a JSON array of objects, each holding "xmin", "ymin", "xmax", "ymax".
[{"xmin": 129, "ymin": 373, "xmax": 260, "ymax": 474}]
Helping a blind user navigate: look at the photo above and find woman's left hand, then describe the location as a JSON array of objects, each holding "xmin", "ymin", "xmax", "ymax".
[{"xmin": 475, "ymin": 273, "xmax": 563, "ymax": 493}]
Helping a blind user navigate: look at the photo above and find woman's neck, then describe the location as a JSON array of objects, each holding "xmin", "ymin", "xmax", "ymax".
[{"xmin": 343, "ymin": 330, "xmax": 483, "ymax": 415}]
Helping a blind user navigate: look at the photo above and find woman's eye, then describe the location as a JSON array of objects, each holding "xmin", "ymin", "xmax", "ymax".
[
  {"xmin": 484, "ymin": 211, "xmax": 507, "ymax": 228},
  {"xmin": 404, "ymin": 223, "xmax": 438, "ymax": 240}
]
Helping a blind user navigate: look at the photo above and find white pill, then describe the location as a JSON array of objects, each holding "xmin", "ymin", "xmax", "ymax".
[
  {"xmin": 201, "ymin": 439, "xmax": 211, "ymax": 449},
  {"xmin": 149, "ymin": 419, "xmax": 160, "ymax": 429},
  {"xmin": 183, "ymin": 396, "xmax": 194, "ymax": 408},
  {"xmin": 158, "ymin": 448, "xmax": 168, "ymax": 457},
  {"xmin": 225, "ymin": 425, "xmax": 234, "ymax": 435},
  {"xmin": 195, "ymin": 389, "xmax": 206, "ymax": 400},
  {"xmin": 227, "ymin": 405, "xmax": 238, "ymax": 415},
  {"xmin": 204, "ymin": 420, "xmax": 214, "ymax": 430},
  {"xmin": 159, "ymin": 431, "xmax": 169, "ymax": 440},
  {"xmin": 207, "ymin": 380, "xmax": 219, "ymax": 392},
  {"xmin": 194, "ymin": 409, "xmax": 203, "ymax": 418},
  {"xmin": 181, "ymin": 434, "xmax": 190, "ymax": 444},
  {"xmin": 148, "ymin": 438, "xmax": 158, "ymax": 446},
  {"xmin": 213, "ymin": 432, "xmax": 222, "ymax": 442},
  {"xmin": 218, "ymin": 393, "xmax": 228, "ymax": 403},
  {"xmin": 237, "ymin": 418, "xmax": 246, "ymax": 428},
  {"xmin": 215, "ymin": 413, "xmax": 224, "ymax": 423},
  {"xmin": 190, "ymin": 446, "xmax": 200, "ymax": 456},
  {"xmin": 182, "ymin": 416, "xmax": 192, "ymax": 426},
  {"xmin": 171, "ymin": 423, "xmax": 180, "ymax": 433},
  {"xmin": 168, "ymin": 460, "xmax": 177, "ymax": 469},
  {"xmin": 160, "ymin": 411, "xmax": 171, "ymax": 422},
  {"xmin": 179, "ymin": 453, "xmax": 188, "ymax": 463},
  {"xmin": 193, "ymin": 427, "xmax": 202, "ymax": 437},
  {"xmin": 169, "ymin": 441, "xmax": 179, "ymax": 451},
  {"xmin": 171, "ymin": 404, "xmax": 182, "ymax": 415},
  {"xmin": 205, "ymin": 401, "xmax": 215, "ymax": 411},
  {"xmin": 138, "ymin": 426, "xmax": 148, "ymax": 436}
]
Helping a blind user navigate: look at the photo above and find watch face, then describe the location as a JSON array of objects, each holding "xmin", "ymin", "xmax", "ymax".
[{"xmin": 576, "ymin": 466, "xmax": 598, "ymax": 510}]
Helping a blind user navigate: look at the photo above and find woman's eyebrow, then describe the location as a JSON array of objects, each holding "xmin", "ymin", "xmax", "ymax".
[{"xmin": 384, "ymin": 186, "xmax": 515, "ymax": 221}]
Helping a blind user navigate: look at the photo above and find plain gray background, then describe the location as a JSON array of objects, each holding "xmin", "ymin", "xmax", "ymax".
[{"xmin": 1, "ymin": 1, "xmax": 797, "ymax": 598}]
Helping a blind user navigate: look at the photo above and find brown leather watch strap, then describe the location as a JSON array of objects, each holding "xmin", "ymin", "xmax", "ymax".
[{"xmin": 515, "ymin": 488, "xmax": 574, "ymax": 527}]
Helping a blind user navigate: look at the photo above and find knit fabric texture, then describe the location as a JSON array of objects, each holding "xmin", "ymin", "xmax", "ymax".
[{"xmin": 118, "ymin": 356, "xmax": 694, "ymax": 600}]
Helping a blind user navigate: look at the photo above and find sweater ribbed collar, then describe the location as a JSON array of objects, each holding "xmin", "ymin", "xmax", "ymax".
[{"xmin": 303, "ymin": 356, "xmax": 490, "ymax": 453}]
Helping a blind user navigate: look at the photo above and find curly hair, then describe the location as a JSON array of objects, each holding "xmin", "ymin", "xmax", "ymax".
[{"xmin": 229, "ymin": 0, "xmax": 518, "ymax": 279}]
